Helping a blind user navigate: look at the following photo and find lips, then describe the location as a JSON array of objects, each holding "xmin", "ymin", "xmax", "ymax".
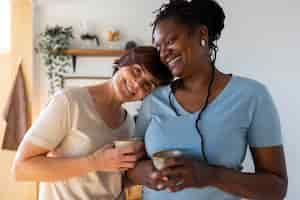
[
  {"xmin": 124, "ymin": 79, "xmax": 136, "ymax": 97},
  {"xmin": 168, "ymin": 56, "xmax": 181, "ymax": 66},
  {"xmin": 167, "ymin": 56, "xmax": 182, "ymax": 72}
]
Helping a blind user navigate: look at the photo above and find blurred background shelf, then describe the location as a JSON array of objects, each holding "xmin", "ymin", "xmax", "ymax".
[
  {"xmin": 64, "ymin": 48, "xmax": 125, "ymax": 56},
  {"xmin": 63, "ymin": 49, "xmax": 126, "ymax": 72},
  {"xmin": 64, "ymin": 49, "xmax": 126, "ymax": 72}
]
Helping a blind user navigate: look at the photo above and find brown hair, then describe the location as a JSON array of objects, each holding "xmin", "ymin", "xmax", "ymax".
[{"xmin": 114, "ymin": 46, "xmax": 173, "ymax": 85}]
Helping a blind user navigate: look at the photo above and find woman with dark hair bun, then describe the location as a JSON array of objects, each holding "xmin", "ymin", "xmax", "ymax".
[
  {"xmin": 128, "ymin": 0, "xmax": 288, "ymax": 199},
  {"xmin": 12, "ymin": 46, "xmax": 172, "ymax": 200}
]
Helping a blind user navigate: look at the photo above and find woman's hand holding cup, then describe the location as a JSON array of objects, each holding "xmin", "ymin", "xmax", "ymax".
[{"xmin": 88, "ymin": 140, "xmax": 145, "ymax": 172}]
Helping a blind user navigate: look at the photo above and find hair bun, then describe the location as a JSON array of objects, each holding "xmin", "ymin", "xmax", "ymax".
[
  {"xmin": 191, "ymin": 0, "xmax": 225, "ymax": 42},
  {"xmin": 169, "ymin": 0, "xmax": 186, "ymax": 3}
]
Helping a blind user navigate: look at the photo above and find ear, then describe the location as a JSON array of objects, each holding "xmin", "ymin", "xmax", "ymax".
[{"xmin": 195, "ymin": 25, "xmax": 209, "ymax": 43}]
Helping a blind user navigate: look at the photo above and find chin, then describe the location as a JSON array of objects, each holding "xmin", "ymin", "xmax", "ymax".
[
  {"xmin": 172, "ymin": 69, "xmax": 184, "ymax": 78},
  {"xmin": 118, "ymin": 86, "xmax": 138, "ymax": 103},
  {"xmin": 169, "ymin": 64, "xmax": 183, "ymax": 77},
  {"xmin": 126, "ymin": 97, "xmax": 138, "ymax": 103}
]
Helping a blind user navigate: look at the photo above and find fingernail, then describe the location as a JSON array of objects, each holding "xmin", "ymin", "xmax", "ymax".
[
  {"xmin": 157, "ymin": 184, "xmax": 163, "ymax": 190},
  {"xmin": 150, "ymin": 172, "xmax": 158, "ymax": 179}
]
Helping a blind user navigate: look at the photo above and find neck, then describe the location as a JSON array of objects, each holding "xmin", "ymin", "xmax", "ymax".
[
  {"xmin": 182, "ymin": 62, "xmax": 216, "ymax": 93},
  {"xmin": 91, "ymin": 81, "xmax": 123, "ymax": 111}
]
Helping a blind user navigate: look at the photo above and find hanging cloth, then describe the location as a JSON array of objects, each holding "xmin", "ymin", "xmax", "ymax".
[{"xmin": 1, "ymin": 58, "xmax": 30, "ymax": 150}]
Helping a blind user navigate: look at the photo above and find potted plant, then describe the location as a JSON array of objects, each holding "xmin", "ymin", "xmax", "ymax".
[{"xmin": 36, "ymin": 25, "xmax": 73, "ymax": 95}]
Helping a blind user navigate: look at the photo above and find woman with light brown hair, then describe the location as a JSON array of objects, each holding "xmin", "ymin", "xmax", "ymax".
[{"xmin": 12, "ymin": 46, "xmax": 172, "ymax": 200}]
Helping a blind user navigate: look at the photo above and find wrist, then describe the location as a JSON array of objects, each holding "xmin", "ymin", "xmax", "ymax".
[
  {"xmin": 86, "ymin": 154, "xmax": 98, "ymax": 172},
  {"xmin": 126, "ymin": 169, "xmax": 136, "ymax": 183},
  {"xmin": 207, "ymin": 165, "xmax": 222, "ymax": 187},
  {"xmin": 124, "ymin": 171, "xmax": 135, "ymax": 187},
  {"xmin": 127, "ymin": 164, "xmax": 144, "ymax": 185}
]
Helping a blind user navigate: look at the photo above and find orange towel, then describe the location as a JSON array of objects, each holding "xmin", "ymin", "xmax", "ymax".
[{"xmin": 1, "ymin": 60, "xmax": 29, "ymax": 150}]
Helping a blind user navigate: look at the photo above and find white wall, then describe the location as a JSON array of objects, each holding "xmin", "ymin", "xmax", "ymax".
[
  {"xmin": 34, "ymin": 0, "xmax": 300, "ymax": 199},
  {"xmin": 217, "ymin": 1, "xmax": 300, "ymax": 199},
  {"xmin": 33, "ymin": 0, "xmax": 168, "ymax": 109}
]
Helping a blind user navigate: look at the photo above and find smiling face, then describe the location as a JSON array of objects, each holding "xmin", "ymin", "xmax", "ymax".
[
  {"xmin": 153, "ymin": 19, "xmax": 209, "ymax": 78},
  {"xmin": 112, "ymin": 64, "xmax": 160, "ymax": 102}
]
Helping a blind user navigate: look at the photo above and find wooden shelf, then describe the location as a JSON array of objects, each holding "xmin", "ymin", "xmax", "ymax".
[
  {"xmin": 63, "ymin": 48, "xmax": 126, "ymax": 57},
  {"xmin": 63, "ymin": 75, "xmax": 111, "ymax": 80},
  {"xmin": 63, "ymin": 48, "xmax": 126, "ymax": 72}
]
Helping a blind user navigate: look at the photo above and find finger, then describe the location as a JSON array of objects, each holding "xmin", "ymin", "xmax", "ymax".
[
  {"xmin": 110, "ymin": 168, "xmax": 123, "ymax": 172},
  {"xmin": 163, "ymin": 176, "xmax": 183, "ymax": 188},
  {"xmin": 155, "ymin": 181, "xmax": 167, "ymax": 190},
  {"xmin": 119, "ymin": 168, "xmax": 129, "ymax": 172},
  {"xmin": 160, "ymin": 168, "xmax": 183, "ymax": 178},
  {"xmin": 149, "ymin": 171, "xmax": 161, "ymax": 180},
  {"xmin": 145, "ymin": 179, "xmax": 161, "ymax": 191},
  {"xmin": 162, "ymin": 157, "xmax": 185, "ymax": 169},
  {"xmin": 101, "ymin": 144, "xmax": 114, "ymax": 151},
  {"xmin": 118, "ymin": 146, "xmax": 137, "ymax": 155},
  {"xmin": 150, "ymin": 178, "xmax": 167, "ymax": 191},
  {"xmin": 135, "ymin": 151, "xmax": 146, "ymax": 160},
  {"xmin": 119, "ymin": 162, "xmax": 136, "ymax": 169},
  {"xmin": 120, "ymin": 155, "xmax": 138, "ymax": 162},
  {"xmin": 151, "ymin": 170, "xmax": 169, "ymax": 181},
  {"xmin": 131, "ymin": 142, "xmax": 145, "ymax": 151},
  {"xmin": 120, "ymin": 150, "xmax": 145, "ymax": 162},
  {"xmin": 167, "ymin": 181, "xmax": 186, "ymax": 192},
  {"xmin": 120, "ymin": 142, "xmax": 145, "ymax": 155},
  {"xmin": 145, "ymin": 169, "xmax": 167, "ymax": 190}
]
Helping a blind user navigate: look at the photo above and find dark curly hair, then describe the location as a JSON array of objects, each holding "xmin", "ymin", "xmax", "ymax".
[
  {"xmin": 113, "ymin": 46, "xmax": 173, "ymax": 85},
  {"xmin": 152, "ymin": 0, "xmax": 226, "ymax": 65}
]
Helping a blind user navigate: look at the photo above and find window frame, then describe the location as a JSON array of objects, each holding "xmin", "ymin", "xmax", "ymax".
[{"xmin": 0, "ymin": 0, "xmax": 11, "ymax": 54}]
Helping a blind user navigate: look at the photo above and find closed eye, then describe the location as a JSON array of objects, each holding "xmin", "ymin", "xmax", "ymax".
[
  {"xmin": 143, "ymin": 81, "xmax": 155, "ymax": 93},
  {"xmin": 133, "ymin": 66, "xmax": 142, "ymax": 76},
  {"xmin": 167, "ymin": 35, "xmax": 176, "ymax": 46}
]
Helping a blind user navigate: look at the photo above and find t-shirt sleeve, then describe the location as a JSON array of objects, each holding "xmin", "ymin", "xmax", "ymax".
[
  {"xmin": 247, "ymin": 84, "xmax": 282, "ymax": 147},
  {"xmin": 133, "ymin": 96, "xmax": 152, "ymax": 138},
  {"xmin": 23, "ymin": 91, "xmax": 70, "ymax": 150}
]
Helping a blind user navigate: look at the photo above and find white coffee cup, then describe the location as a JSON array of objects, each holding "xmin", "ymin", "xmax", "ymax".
[
  {"xmin": 113, "ymin": 137, "xmax": 143, "ymax": 148},
  {"xmin": 152, "ymin": 150, "xmax": 183, "ymax": 170}
]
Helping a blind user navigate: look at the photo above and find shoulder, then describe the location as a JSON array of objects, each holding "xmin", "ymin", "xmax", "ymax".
[
  {"xmin": 144, "ymin": 85, "xmax": 170, "ymax": 104},
  {"xmin": 61, "ymin": 87, "xmax": 87, "ymax": 100},
  {"xmin": 232, "ymin": 75, "xmax": 267, "ymax": 91},
  {"xmin": 231, "ymin": 75, "xmax": 270, "ymax": 99},
  {"xmin": 56, "ymin": 87, "xmax": 90, "ymax": 104},
  {"xmin": 48, "ymin": 87, "xmax": 90, "ymax": 112},
  {"xmin": 137, "ymin": 85, "xmax": 170, "ymax": 115},
  {"xmin": 48, "ymin": 89, "xmax": 69, "ymax": 106}
]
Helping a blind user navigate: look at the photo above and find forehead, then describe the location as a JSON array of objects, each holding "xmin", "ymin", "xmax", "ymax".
[
  {"xmin": 137, "ymin": 65, "xmax": 161, "ymax": 86},
  {"xmin": 153, "ymin": 19, "xmax": 187, "ymax": 44}
]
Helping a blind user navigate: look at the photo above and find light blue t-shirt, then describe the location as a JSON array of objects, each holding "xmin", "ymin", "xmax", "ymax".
[{"xmin": 134, "ymin": 75, "xmax": 282, "ymax": 200}]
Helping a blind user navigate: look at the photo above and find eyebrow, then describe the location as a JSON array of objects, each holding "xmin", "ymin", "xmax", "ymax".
[
  {"xmin": 154, "ymin": 27, "xmax": 175, "ymax": 47},
  {"xmin": 150, "ymin": 80, "xmax": 159, "ymax": 88},
  {"xmin": 140, "ymin": 66, "xmax": 159, "ymax": 87}
]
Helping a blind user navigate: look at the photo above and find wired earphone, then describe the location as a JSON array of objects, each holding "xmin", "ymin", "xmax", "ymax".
[{"xmin": 168, "ymin": 65, "xmax": 216, "ymax": 162}]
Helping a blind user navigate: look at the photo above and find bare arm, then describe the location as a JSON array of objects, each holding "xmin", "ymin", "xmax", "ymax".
[
  {"xmin": 12, "ymin": 140, "xmax": 94, "ymax": 182},
  {"xmin": 211, "ymin": 146, "xmax": 288, "ymax": 199},
  {"xmin": 161, "ymin": 146, "xmax": 288, "ymax": 199},
  {"xmin": 12, "ymin": 140, "xmax": 144, "ymax": 182}
]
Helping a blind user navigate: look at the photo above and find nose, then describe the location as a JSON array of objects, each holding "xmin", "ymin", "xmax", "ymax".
[
  {"xmin": 132, "ymin": 78, "xmax": 141, "ymax": 90},
  {"xmin": 159, "ymin": 45, "xmax": 171, "ymax": 64}
]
